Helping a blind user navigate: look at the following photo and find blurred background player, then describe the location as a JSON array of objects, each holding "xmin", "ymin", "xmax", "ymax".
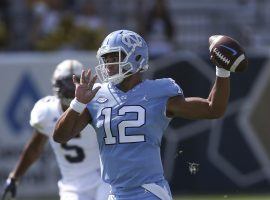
[
  {"xmin": 1, "ymin": 60, "xmax": 110, "ymax": 200},
  {"xmin": 53, "ymin": 30, "xmax": 231, "ymax": 199}
]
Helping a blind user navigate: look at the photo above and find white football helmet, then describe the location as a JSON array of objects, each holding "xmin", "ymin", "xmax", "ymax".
[
  {"xmin": 52, "ymin": 59, "xmax": 83, "ymax": 106},
  {"xmin": 96, "ymin": 30, "xmax": 149, "ymax": 84}
]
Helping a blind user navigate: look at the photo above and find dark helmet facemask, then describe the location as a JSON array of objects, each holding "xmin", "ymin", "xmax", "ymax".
[{"xmin": 52, "ymin": 77, "xmax": 77, "ymax": 106}]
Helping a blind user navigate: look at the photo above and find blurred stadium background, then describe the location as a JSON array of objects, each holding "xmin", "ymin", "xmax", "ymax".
[{"xmin": 1, "ymin": 0, "xmax": 270, "ymax": 199}]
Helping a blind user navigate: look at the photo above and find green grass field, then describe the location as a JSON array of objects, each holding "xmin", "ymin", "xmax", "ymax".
[
  {"xmin": 20, "ymin": 194, "xmax": 270, "ymax": 200},
  {"xmin": 174, "ymin": 195, "xmax": 270, "ymax": 200}
]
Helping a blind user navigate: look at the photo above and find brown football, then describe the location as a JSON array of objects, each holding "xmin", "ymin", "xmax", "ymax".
[{"xmin": 209, "ymin": 35, "xmax": 248, "ymax": 72}]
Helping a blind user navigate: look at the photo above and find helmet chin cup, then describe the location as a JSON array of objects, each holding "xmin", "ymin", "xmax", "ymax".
[
  {"xmin": 95, "ymin": 62, "xmax": 132, "ymax": 85},
  {"xmin": 109, "ymin": 75, "xmax": 124, "ymax": 85}
]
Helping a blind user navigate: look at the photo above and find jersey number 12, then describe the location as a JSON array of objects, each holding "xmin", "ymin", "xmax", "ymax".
[{"xmin": 102, "ymin": 105, "xmax": 146, "ymax": 144}]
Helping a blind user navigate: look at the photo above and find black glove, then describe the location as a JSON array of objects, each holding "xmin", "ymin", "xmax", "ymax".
[{"xmin": 1, "ymin": 178, "xmax": 17, "ymax": 200}]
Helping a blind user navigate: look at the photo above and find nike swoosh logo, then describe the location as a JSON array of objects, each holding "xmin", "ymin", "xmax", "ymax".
[{"xmin": 220, "ymin": 45, "xmax": 237, "ymax": 55}]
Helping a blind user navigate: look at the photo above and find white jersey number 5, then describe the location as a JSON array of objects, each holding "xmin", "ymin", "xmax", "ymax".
[{"xmin": 102, "ymin": 105, "xmax": 145, "ymax": 144}]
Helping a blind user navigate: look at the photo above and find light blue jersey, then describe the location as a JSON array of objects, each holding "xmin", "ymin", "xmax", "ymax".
[{"xmin": 87, "ymin": 78, "xmax": 183, "ymax": 192}]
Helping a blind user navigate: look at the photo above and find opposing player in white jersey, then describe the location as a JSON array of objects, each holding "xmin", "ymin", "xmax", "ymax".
[
  {"xmin": 1, "ymin": 60, "xmax": 110, "ymax": 200},
  {"xmin": 53, "ymin": 30, "xmax": 233, "ymax": 199}
]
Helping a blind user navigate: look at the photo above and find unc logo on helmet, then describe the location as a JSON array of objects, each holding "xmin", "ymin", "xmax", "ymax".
[
  {"xmin": 96, "ymin": 30, "xmax": 149, "ymax": 85},
  {"xmin": 122, "ymin": 32, "xmax": 143, "ymax": 49}
]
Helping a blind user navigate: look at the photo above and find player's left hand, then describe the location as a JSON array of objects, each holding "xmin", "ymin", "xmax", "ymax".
[{"xmin": 1, "ymin": 178, "xmax": 17, "ymax": 200}]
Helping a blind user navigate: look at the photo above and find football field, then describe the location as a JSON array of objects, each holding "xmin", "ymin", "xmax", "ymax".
[
  {"xmin": 20, "ymin": 194, "xmax": 270, "ymax": 200},
  {"xmin": 174, "ymin": 194, "xmax": 270, "ymax": 200}
]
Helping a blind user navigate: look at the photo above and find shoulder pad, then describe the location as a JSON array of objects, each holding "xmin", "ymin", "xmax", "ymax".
[
  {"xmin": 147, "ymin": 78, "xmax": 183, "ymax": 98},
  {"xmin": 29, "ymin": 96, "xmax": 57, "ymax": 134}
]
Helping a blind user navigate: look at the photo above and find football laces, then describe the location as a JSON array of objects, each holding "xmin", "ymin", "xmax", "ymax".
[{"xmin": 213, "ymin": 48, "xmax": 230, "ymax": 65}]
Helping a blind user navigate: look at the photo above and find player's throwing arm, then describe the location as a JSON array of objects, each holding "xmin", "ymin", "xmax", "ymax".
[{"xmin": 166, "ymin": 35, "xmax": 248, "ymax": 120}]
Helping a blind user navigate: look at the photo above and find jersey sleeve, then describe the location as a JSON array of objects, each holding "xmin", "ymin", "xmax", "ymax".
[
  {"xmin": 150, "ymin": 78, "xmax": 184, "ymax": 120},
  {"xmin": 29, "ymin": 98, "xmax": 51, "ymax": 136},
  {"xmin": 155, "ymin": 78, "xmax": 184, "ymax": 98}
]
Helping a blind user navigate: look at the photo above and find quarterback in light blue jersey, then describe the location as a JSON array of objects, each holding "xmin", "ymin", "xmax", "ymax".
[{"xmin": 54, "ymin": 30, "xmax": 231, "ymax": 200}]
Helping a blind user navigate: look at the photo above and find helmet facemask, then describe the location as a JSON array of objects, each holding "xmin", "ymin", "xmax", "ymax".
[
  {"xmin": 96, "ymin": 48, "xmax": 133, "ymax": 85},
  {"xmin": 52, "ymin": 76, "xmax": 78, "ymax": 106}
]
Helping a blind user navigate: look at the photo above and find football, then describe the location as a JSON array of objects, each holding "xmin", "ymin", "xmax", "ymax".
[{"xmin": 209, "ymin": 35, "xmax": 248, "ymax": 72}]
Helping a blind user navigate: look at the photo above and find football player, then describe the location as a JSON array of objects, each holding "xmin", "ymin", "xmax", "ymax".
[
  {"xmin": 1, "ymin": 60, "xmax": 110, "ymax": 200},
  {"xmin": 53, "ymin": 30, "xmax": 231, "ymax": 200}
]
